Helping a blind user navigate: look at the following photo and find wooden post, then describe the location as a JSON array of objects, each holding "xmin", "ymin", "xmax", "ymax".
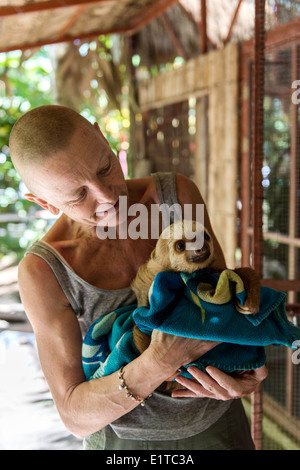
[
  {"xmin": 200, "ymin": 0, "xmax": 207, "ymax": 54},
  {"xmin": 224, "ymin": 0, "xmax": 243, "ymax": 44},
  {"xmin": 251, "ymin": 0, "xmax": 265, "ymax": 451}
]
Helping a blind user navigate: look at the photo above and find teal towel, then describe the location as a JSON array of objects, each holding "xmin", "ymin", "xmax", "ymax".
[
  {"xmin": 82, "ymin": 269, "xmax": 300, "ymax": 380},
  {"xmin": 82, "ymin": 305, "xmax": 138, "ymax": 380}
]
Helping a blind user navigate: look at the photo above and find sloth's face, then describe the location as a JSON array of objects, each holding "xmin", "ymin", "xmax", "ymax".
[{"xmin": 154, "ymin": 220, "xmax": 215, "ymax": 273}]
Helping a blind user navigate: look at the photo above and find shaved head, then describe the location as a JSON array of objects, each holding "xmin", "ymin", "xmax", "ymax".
[{"xmin": 9, "ymin": 105, "xmax": 96, "ymax": 192}]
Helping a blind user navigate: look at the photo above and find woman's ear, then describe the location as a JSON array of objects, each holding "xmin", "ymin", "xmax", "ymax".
[
  {"xmin": 93, "ymin": 122, "xmax": 109, "ymax": 145},
  {"xmin": 24, "ymin": 193, "xmax": 60, "ymax": 215}
]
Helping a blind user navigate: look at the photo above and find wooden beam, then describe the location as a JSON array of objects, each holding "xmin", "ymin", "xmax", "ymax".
[
  {"xmin": 0, "ymin": 0, "xmax": 179, "ymax": 52},
  {"xmin": 286, "ymin": 303, "xmax": 300, "ymax": 315},
  {"xmin": 200, "ymin": 0, "xmax": 207, "ymax": 54},
  {"xmin": 247, "ymin": 227, "xmax": 300, "ymax": 248},
  {"xmin": 0, "ymin": 25, "xmax": 130, "ymax": 53},
  {"xmin": 58, "ymin": 4, "xmax": 88, "ymax": 39},
  {"xmin": 261, "ymin": 279, "xmax": 300, "ymax": 292},
  {"xmin": 178, "ymin": 2, "xmax": 198, "ymax": 27},
  {"xmin": 251, "ymin": 0, "xmax": 265, "ymax": 452},
  {"xmin": 241, "ymin": 17, "xmax": 300, "ymax": 56},
  {"xmin": 224, "ymin": 0, "xmax": 243, "ymax": 44},
  {"xmin": 160, "ymin": 12, "xmax": 188, "ymax": 60},
  {"xmin": 128, "ymin": 0, "xmax": 179, "ymax": 35},
  {"xmin": 252, "ymin": 0, "xmax": 265, "ymax": 278},
  {"xmin": 0, "ymin": 0, "xmax": 116, "ymax": 17},
  {"xmin": 179, "ymin": 1, "xmax": 217, "ymax": 51}
]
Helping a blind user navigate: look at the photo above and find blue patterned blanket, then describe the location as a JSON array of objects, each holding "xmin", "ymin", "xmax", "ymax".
[{"xmin": 82, "ymin": 269, "xmax": 300, "ymax": 380}]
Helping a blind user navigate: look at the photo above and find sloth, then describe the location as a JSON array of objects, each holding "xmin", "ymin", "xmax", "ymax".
[{"xmin": 130, "ymin": 220, "xmax": 260, "ymax": 389}]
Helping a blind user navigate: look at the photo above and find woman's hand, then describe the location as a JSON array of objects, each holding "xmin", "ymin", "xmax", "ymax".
[
  {"xmin": 147, "ymin": 330, "xmax": 221, "ymax": 380},
  {"xmin": 172, "ymin": 365, "xmax": 268, "ymax": 400}
]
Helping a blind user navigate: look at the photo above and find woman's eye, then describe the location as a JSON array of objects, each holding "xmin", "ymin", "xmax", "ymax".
[
  {"xmin": 98, "ymin": 161, "xmax": 111, "ymax": 176},
  {"xmin": 70, "ymin": 189, "xmax": 87, "ymax": 206}
]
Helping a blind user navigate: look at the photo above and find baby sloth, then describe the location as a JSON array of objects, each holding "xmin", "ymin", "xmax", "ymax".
[
  {"xmin": 131, "ymin": 219, "xmax": 261, "ymax": 360},
  {"xmin": 131, "ymin": 220, "xmax": 215, "ymax": 354}
]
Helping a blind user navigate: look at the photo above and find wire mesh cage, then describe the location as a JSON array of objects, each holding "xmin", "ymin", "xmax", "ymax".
[
  {"xmin": 240, "ymin": 0, "xmax": 300, "ymax": 450},
  {"xmin": 137, "ymin": 0, "xmax": 300, "ymax": 450}
]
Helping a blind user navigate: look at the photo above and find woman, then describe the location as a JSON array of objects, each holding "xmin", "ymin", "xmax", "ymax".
[{"xmin": 9, "ymin": 105, "xmax": 267, "ymax": 450}]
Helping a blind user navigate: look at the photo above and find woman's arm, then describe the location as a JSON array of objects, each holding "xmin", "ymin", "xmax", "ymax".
[{"xmin": 18, "ymin": 254, "xmax": 220, "ymax": 438}]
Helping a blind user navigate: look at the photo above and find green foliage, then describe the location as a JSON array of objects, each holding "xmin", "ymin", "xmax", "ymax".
[
  {"xmin": 0, "ymin": 48, "xmax": 54, "ymax": 259},
  {"xmin": 0, "ymin": 44, "xmax": 131, "ymax": 260},
  {"xmin": 262, "ymin": 95, "xmax": 292, "ymax": 279},
  {"xmin": 263, "ymin": 96, "xmax": 291, "ymax": 235},
  {"xmin": 74, "ymin": 36, "xmax": 131, "ymax": 164}
]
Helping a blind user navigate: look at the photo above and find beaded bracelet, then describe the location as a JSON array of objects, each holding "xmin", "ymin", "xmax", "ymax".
[{"xmin": 118, "ymin": 366, "xmax": 152, "ymax": 407}]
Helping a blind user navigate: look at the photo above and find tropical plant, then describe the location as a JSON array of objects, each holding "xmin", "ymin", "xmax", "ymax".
[{"xmin": 0, "ymin": 48, "xmax": 54, "ymax": 260}]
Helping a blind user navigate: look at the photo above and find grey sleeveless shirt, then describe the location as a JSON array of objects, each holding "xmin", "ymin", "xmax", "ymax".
[{"xmin": 26, "ymin": 172, "xmax": 231, "ymax": 441}]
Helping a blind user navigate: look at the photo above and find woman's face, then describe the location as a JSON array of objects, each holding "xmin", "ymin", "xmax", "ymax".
[{"xmin": 30, "ymin": 124, "xmax": 129, "ymax": 228}]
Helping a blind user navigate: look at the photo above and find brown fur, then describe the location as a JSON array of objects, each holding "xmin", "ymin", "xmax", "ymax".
[
  {"xmin": 233, "ymin": 267, "xmax": 261, "ymax": 314},
  {"xmin": 131, "ymin": 221, "xmax": 215, "ymax": 312}
]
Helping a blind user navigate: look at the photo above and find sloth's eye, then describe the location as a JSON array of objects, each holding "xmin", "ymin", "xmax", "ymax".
[
  {"xmin": 204, "ymin": 231, "xmax": 210, "ymax": 241},
  {"xmin": 175, "ymin": 241, "xmax": 186, "ymax": 252}
]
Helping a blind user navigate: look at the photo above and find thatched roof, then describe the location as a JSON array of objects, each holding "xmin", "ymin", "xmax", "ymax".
[
  {"xmin": 136, "ymin": 0, "xmax": 257, "ymax": 66},
  {"xmin": 3, "ymin": 0, "xmax": 298, "ymax": 117},
  {"xmin": 1, "ymin": 0, "xmax": 294, "ymax": 56},
  {"xmin": 136, "ymin": 0, "xmax": 287, "ymax": 66},
  {"xmin": 0, "ymin": 0, "xmax": 178, "ymax": 52}
]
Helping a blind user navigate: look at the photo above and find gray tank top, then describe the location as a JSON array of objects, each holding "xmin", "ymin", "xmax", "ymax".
[{"xmin": 26, "ymin": 172, "xmax": 231, "ymax": 442}]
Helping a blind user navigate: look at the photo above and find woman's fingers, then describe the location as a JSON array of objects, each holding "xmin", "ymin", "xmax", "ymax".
[
  {"xmin": 173, "ymin": 367, "xmax": 230, "ymax": 399},
  {"xmin": 205, "ymin": 365, "xmax": 268, "ymax": 397},
  {"xmin": 172, "ymin": 365, "xmax": 268, "ymax": 400}
]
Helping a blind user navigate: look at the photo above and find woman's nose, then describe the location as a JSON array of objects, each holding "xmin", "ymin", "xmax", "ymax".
[{"xmin": 91, "ymin": 181, "xmax": 117, "ymax": 205}]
